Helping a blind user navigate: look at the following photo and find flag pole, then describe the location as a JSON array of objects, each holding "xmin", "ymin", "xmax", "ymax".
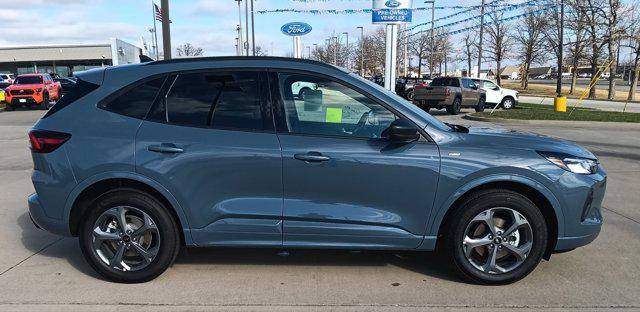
[{"xmin": 152, "ymin": 1, "xmax": 159, "ymax": 60}]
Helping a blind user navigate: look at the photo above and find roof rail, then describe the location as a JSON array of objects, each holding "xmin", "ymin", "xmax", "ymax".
[{"xmin": 144, "ymin": 56, "xmax": 339, "ymax": 70}]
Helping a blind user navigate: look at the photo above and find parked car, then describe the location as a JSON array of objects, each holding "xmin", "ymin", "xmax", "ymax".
[
  {"xmin": 291, "ymin": 81, "xmax": 317, "ymax": 100},
  {"xmin": 472, "ymin": 78, "xmax": 519, "ymax": 110},
  {"xmin": 28, "ymin": 57, "xmax": 605, "ymax": 284},
  {"xmin": 53, "ymin": 77, "xmax": 77, "ymax": 96},
  {"xmin": 0, "ymin": 73, "xmax": 15, "ymax": 84},
  {"xmin": 413, "ymin": 77, "xmax": 486, "ymax": 115},
  {"xmin": 4, "ymin": 74, "xmax": 61, "ymax": 111},
  {"xmin": 395, "ymin": 77, "xmax": 430, "ymax": 101}
]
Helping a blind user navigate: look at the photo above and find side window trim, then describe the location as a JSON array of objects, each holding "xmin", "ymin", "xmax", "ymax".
[{"xmin": 268, "ymin": 69, "xmax": 432, "ymax": 143}]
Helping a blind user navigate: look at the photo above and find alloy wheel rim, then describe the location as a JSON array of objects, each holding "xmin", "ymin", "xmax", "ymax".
[
  {"xmin": 462, "ymin": 207, "xmax": 533, "ymax": 274},
  {"xmin": 92, "ymin": 206, "xmax": 160, "ymax": 272},
  {"xmin": 503, "ymin": 99, "xmax": 513, "ymax": 109}
]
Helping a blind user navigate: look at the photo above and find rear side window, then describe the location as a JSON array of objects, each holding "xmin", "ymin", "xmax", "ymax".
[
  {"xmin": 157, "ymin": 71, "xmax": 268, "ymax": 131},
  {"xmin": 43, "ymin": 78, "xmax": 100, "ymax": 119},
  {"xmin": 99, "ymin": 76, "xmax": 166, "ymax": 119},
  {"xmin": 431, "ymin": 78, "xmax": 460, "ymax": 87}
]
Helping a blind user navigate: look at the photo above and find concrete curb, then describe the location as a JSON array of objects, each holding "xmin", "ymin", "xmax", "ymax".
[{"xmin": 463, "ymin": 113, "xmax": 640, "ymax": 130}]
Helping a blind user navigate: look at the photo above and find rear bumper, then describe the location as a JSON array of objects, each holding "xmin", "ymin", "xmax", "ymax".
[
  {"xmin": 28, "ymin": 193, "xmax": 70, "ymax": 236},
  {"xmin": 414, "ymin": 97, "xmax": 454, "ymax": 107}
]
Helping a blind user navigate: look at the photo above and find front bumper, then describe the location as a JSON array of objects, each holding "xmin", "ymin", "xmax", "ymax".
[
  {"xmin": 28, "ymin": 193, "xmax": 70, "ymax": 236},
  {"xmin": 553, "ymin": 165, "xmax": 606, "ymax": 252}
]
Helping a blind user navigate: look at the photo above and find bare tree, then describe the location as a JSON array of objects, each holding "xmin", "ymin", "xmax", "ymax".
[
  {"xmin": 625, "ymin": 4, "xmax": 640, "ymax": 100},
  {"xmin": 514, "ymin": 8, "xmax": 548, "ymax": 89},
  {"xmin": 176, "ymin": 43, "xmax": 204, "ymax": 57},
  {"xmin": 580, "ymin": 0, "xmax": 609, "ymax": 98},
  {"xmin": 483, "ymin": 10, "xmax": 512, "ymax": 85},
  {"xmin": 254, "ymin": 45, "xmax": 268, "ymax": 56},
  {"xmin": 542, "ymin": 0, "xmax": 567, "ymax": 95},
  {"xmin": 592, "ymin": 0, "xmax": 630, "ymax": 99},
  {"xmin": 566, "ymin": 0, "xmax": 589, "ymax": 95},
  {"xmin": 410, "ymin": 32, "xmax": 430, "ymax": 78},
  {"xmin": 461, "ymin": 27, "xmax": 477, "ymax": 77}
]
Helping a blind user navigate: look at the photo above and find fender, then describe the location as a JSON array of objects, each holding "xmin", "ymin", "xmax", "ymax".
[
  {"xmin": 63, "ymin": 171, "xmax": 195, "ymax": 245},
  {"xmin": 425, "ymin": 173, "xmax": 565, "ymax": 239}
]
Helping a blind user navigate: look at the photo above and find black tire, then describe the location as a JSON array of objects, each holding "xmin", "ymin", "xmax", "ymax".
[
  {"xmin": 442, "ymin": 189, "xmax": 547, "ymax": 285},
  {"xmin": 446, "ymin": 97, "xmax": 462, "ymax": 115},
  {"xmin": 298, "ymin": 87, "xmax": 311, "ymax": 100},
  {"xmin": 475, "ymin": 97, "xmax": 486, "ymax": 112},
  {"xmin": 406, "ymin": 89, "xmax": 415, "ymax": 101},
  {"xmin": 501, "ymin": 97, "xmax": 515, "ymax": 110},
  {"xmin": 4, "ymin": 103, "xmax": 13, "ymax": 111},
  {"xmin": 79, "ymin": 189, "xmax": 180, "ymax": 283},
  {"xmin": 422, "ymin": 106, "xmax": 431, "ymax": 113}
]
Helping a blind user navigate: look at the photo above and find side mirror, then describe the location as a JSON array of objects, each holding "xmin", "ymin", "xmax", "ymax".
[
  {"xmin": 386, "ymin": 119, "xmax": 420, "ymax": 144},
  {"xmin": 493, "ymin": 86, "xmax": 500, "ymax": 91}
]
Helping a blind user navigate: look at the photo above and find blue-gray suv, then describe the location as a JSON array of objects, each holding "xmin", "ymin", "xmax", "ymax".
[{"xmin": 28, "ymin": 57, "xmax": 605, "ymax": 284}]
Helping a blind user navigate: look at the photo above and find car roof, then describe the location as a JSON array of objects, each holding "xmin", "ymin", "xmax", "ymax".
[
  {"xmin": 18, "ymin": 74, "xmax": 45, "ymax": 77},
  {"xmin": 145, "ymin": 56, "xmax": 341, "ymax": 70}
]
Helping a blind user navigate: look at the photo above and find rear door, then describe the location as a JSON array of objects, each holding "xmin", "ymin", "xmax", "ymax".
[
  {"xmin": 135, "ymin": 70, "xmax": 283, "ymax": 247},
  {"xmin": 460, "ymin": 78, "xmax": 479, "ymax": 106}
]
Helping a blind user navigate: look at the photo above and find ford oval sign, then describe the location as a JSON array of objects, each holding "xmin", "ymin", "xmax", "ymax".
[
  {"xmin": 281, "ymin": 22, "xmax": 312, "ymax": 37},
  {"xmin": 385, "ymin": 0, "xmax": 401, "ymax": 8}
]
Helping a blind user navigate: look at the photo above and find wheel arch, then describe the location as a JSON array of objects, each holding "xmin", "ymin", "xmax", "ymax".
[
  {"xmin": 430, "ymin": 177, "xmax": 562, "ymax": 259},
  {"xmin": 65, "ymin": 173, "xmax": 193, "ymax": 245}
]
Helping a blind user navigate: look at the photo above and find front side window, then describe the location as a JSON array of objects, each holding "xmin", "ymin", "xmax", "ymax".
[
  {"xmin": 461, "ymin": 78, "xmax": 477, "ymax": 89},
  {"xmin": 278, "ymin": 73, "xmax": 397, "ymax": 139},
  {"xmin": 160, "ymin": 71, "xmax": 268, "ymax": 131},
  {"xmin": 484, "ymin": 81, "xmax": 499, "ymax": 89}
]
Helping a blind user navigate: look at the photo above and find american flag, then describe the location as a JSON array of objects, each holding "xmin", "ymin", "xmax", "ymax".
[{"xmin": 153, "ymin": 3, "xmax": 171, "ymax": 23}]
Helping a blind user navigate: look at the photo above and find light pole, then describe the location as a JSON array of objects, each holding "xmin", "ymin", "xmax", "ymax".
[
  {"xmin": 235, "ymin": 0, "xmax": 244, "ymax": 56},
  {"xmin": 250, "ymin": 0, "xmax": 256, "ymax": 56},
  {"xmin": 307, "ymin": 46, "xmax": 311, "ymax": 59},
  {"xmin": 342, "ymin": 32, "xmax": 349, "ymax": 70},
  {"xmin": 244, "ymin": 0, "xmax": 250, "ymax": 56},
  {"xmin": 477, "ymin": 0, "xmax": 485, "ymax": 78},
  {"xmin": 332, "ymin": 36, "xmax": 338, "ymax": 65},
  {"xmin": 313, "ymin": 43, "xmax": 318, "ymax": 60},
  {"xmin": 357, "ymin": 26, "xmax": 364, "ymax": 76},
  {"xmin": 425, "ymin": 0, "xmax": 435, "ymax": 79}
]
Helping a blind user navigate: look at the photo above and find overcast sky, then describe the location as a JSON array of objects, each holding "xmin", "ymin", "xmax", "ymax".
[{"xmin": 0, "ymin": 0, "xmax": 636, "ymax": 66}]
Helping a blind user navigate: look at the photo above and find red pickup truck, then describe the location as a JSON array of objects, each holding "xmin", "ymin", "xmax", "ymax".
[{"xmin": 4, "ymin": 74, "xmax": 61, "ymax": 111}]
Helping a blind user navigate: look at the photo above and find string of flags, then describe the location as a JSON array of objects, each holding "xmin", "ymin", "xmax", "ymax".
[
  {"xmin": 404, "ymin": 5, "xmax": 557, "ymax": 41},
  {"xmin": 401, "ymin": 0, "xmax": 544, "ymax": 34},
  {"xmin": 257, "ymin": 1, "xmax": 544, "ymax": 15}
]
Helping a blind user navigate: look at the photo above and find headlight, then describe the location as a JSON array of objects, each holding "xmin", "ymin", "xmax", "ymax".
[
  {"xmin": 36, "ymin": 88, "xmax": 42, "ymax": 93},
  {"xmin": 538, "ymin": 151, "xmax": 597, "ymax": 174}
]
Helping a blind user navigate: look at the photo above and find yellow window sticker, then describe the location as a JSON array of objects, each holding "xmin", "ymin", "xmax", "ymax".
[{"xmin": 325, "ymin": 107, "xmax": 343, "ymax": 123}]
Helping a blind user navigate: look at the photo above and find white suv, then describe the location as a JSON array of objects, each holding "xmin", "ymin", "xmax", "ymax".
[
  {"xmin": 0, "ymin": 73, "xmax": 15, "ymax": 84},
  {"xmin": 472, "ymin": 78, "xmax": 518, "ymax": 109}
]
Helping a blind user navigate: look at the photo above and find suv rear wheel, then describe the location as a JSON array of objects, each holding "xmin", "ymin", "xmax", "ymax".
[
  {"xmin": 79, "ymin": 189, "xmax": 180, "ymax": 283},
  {"xmin": 443, "ymin": 189, "xmax": 547, "ymax": 284},
  {"xmin": 446, "ymin": 97, "xmax": 462, "ymax": 115},
  {"xmin": 475, "ymin": 97, "xmax": 486, "ymax": 112}
]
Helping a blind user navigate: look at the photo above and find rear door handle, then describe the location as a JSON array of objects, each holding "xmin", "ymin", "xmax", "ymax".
[
  {"xmin": 294, "ymin": 152, "xmax": 330, "ymax": 162},
  {"xmin": 148, "ymin": 143, "xmax": 184, "ymax": 154}
]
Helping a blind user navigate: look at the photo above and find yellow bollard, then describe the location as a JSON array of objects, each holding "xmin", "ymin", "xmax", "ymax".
[
  {"xmin": 554, "ymin": 96, "xmax": 566, "ymax": 112},
  {"xmin": 0, "ymin": 90, "xmax": 5, "ymax": 103}
]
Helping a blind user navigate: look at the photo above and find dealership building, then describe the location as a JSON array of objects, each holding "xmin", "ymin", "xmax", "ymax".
[{"xmin": 0, "ymin": 38, "xmax": 143, "ymax": 77}]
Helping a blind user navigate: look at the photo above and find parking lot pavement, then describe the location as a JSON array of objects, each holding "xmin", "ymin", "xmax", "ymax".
[{"xmin": 1, "ymin": 109, "xmax": 639, "ymax": 311}]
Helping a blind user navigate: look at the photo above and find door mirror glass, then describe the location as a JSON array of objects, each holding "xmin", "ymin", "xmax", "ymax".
[{"xmin": 385, "ymin": 119, "xmax": 420, "ymax": 144}]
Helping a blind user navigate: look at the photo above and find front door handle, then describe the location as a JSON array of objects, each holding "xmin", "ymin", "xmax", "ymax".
[
  {"xmin": 294, "ymin": 152, "xmax": 330, "ymax": 162},
  {"xmin": 148, "ymin": 143, "xmax": 184, "ymax": 154}
]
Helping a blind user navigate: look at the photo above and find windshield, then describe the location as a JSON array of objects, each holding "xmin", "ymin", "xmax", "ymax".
[
  {"xmin": 348, "ymin": 72, "xmax": 451, "ymax": 132},
  {"xmin": 15, "ymin": 76, "xmax": 42, "ymax": 85}
]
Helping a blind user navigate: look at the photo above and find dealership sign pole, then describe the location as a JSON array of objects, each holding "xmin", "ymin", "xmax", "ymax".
[
  {"xmin": 281, "ymin": 22, "xmax": 313, "ymax": 58},
  {"xmin": 372, "ymin": 0, "xmax": 413, "ymax": 91}
]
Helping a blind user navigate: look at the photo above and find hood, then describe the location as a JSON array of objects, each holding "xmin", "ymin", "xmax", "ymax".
[
  {"xmin": 466, "ymin": 126, "xmax": 596, "ymax": 159},
  {"xmin": 7, "ymin": 84, "xmax": 42, "ymax": 90}
]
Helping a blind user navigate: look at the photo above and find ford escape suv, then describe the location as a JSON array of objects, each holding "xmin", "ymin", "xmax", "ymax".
[{"xmin": 28, "ymin": 57, "xmax": 605, "ymax": 284}]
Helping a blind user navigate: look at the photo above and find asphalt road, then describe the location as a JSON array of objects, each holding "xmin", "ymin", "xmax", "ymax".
[{"xmin": 0, "ymin": 108, "xmax": 639, "ymax": 311}]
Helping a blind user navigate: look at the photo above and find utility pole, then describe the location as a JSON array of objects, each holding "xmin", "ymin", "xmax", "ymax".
[
  {"xmin": 244, "ymin": 0, "xmax": 250, "ymax": 56},
  {"xmin": 357, "ymin": 26, "xmax": 364, "ymax": 76},
  {"xmin": 333, "ymin": 36, "xmax": 338, "ymax": 65},
  {"xmin": 427, "ymin": 0, "xmax": 435, "ymax": 79},
  {"xmin": 312, "ymin": 43, "xmax": 318, "ymax": 60},
  {"xmin": 236, "ymin": 0, "xmax": 243, "ymax": 56},
  {"xmin": 477, "ymin": 0, "xmax": 485, "ymax": 78},
  {"xmin": 343, "ymin": 32, "xmax": 349, "ymax": 70},
  {"xmin": 250, "ymin": 0, "xmax": 256, "ymax": 56},
  {"xmin": 150, "ymin": 0, "xmax": 159, "ymax": 60},
  {"xmin": 403, "ymin": 24, "xmax": 408, "ymax": 77},
  {"xmin": 556, "ymin": 0, "xmax": 564, "ymax": 96},
  {"xmin": 160, "ymin": 0, "xmax": 171, "ymax": 60}
]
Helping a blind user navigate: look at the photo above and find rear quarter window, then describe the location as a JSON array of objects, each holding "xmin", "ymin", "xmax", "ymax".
[
  {"xmin": 43, "ymin": 78, "xmax": 100, "ymax": 119},
  {"xmin": 98, "ymin": 76, "xmax": 166, "ymax": 119}
]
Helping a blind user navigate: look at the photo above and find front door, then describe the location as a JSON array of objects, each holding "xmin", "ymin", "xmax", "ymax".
[
  {"xmin": 272, "ymin": 72, "xmax": 440, "ymax": 249},
  {"xmin": 135, "ymin": 70, "xmax": 283, "ymax": 247}
]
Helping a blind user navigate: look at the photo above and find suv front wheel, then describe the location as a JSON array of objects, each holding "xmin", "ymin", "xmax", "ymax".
[
  {"xmin": 443, "ymin": 189, "xmax": 547, "ymax": 284},
  {"xmin": 79, "ymin": 189, "xmax": 180, "ymax": 283}
]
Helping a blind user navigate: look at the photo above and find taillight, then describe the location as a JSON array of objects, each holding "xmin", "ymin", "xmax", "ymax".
[
  {"xmin": 444, "ymin": 88, "xmax": 451, "ymax": 96},
  {"xmin": 28, "ymin": 130, "xmax": 71, "ymax": 153},
  {"xmin": 418, "ymin": 83, "xmax": 430, "ymax": 87}
]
